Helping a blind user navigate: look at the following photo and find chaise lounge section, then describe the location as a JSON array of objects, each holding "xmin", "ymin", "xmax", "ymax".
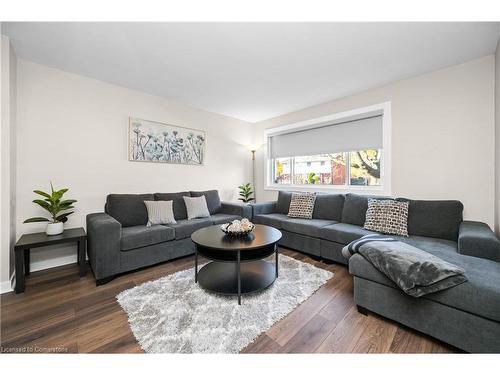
[
  {"xmin": 86, "ymin": 190, "xmax": 251, "ymax": 285},
  {"xmin": 252, "ymin": 191, "xmax": 500, "ymax": 352}
]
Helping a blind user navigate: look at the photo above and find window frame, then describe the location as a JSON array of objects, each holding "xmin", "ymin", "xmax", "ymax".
[{"xmin": 264, "ymin": 102, "xmax": 392, "ymax": 196}]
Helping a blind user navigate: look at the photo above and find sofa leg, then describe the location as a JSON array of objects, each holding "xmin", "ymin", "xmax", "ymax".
[
  {"xmin": 96, "ymin": 276, "xmax": 115, "ymax": 286},
  {"xmin": 357, "ymin": 305, "xmax": 369, "ymax": 316}
]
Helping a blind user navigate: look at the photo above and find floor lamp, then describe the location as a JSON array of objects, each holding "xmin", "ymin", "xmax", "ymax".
[{"xmin": 247, "ymin": 144, "xmax": 260, "ymax": 202}]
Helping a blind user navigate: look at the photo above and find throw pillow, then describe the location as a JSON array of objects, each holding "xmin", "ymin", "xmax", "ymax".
[
  {"xmin": 288, "ymin": 192, "xmax": 316, "ymax": 219},
  {"xmin": 364, "ymin": 199, "xmax": 409, "ymax": 236},
  {"xmin": 183, "ymin": 196, "xmax": 210, "ymax": 220},
  {"xmin": 143, "ymin": 200, "xmax": 177, "ymax": 226}
]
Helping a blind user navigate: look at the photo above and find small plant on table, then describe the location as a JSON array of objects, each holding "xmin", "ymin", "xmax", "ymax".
[{"xmin": 24, "ymin": 182, "xmax": 77, "ymax": 235}]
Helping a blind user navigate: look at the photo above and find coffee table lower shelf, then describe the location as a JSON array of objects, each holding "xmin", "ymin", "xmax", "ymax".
[
  {"xmin": 197, "ymin": 260, "xmax": 276, "ymax": 296},
  {"xmin": 191, "ymin": 224, "xmax": 282, "ymax": 305}
]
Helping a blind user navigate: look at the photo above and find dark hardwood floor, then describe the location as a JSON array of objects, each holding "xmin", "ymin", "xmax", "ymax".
[{"xmin": 0, "ymin": 248, "xmax": 456, "ymax": 353}]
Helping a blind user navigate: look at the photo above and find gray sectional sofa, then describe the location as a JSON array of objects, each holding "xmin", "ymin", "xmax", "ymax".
[
  {"xmin": 252, "ymin": 191, "xmax": 500, "ymax": 353},
  {"xmin": 86, "ymin": 190, "xmax": 251, "ymax": 285}
]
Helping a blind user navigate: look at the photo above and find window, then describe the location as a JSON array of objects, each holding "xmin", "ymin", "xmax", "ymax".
[
  {"xmin": 273, "ymin": 158, "xmax": 291, "ymax": 184},
  {"xmin": 265, "ymin": 102, "xmax": 390, "ymax": 193},
  {"xmin": 349, "ymin": 150, "xmax": 381, "ymax": 186},
  {"xmin": 272, "ymin": 150, "xmax": 380, "ymax": 187}
]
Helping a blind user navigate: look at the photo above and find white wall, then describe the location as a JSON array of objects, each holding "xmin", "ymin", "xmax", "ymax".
[
  {"xmin": 496, "ymin": 39, "xmax": 500, "ymax": 236},
  {"xmin": 253, "ymin": 56, "xmax": 496, "ymax": 228},
  {"xmin": 15, "ymin": 60, "xmax": 253, "ymax": 274},
  {"xmin": 6, "ymin": 50, "xmax": 499, "ymax": 287},
  {"xmin": 0, "ymin": 35, "xmax": 17, "ymax": 292}
]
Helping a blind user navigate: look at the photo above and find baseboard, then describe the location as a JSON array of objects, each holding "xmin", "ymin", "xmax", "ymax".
[
  {"xmin": 0, "ymin": 255, "xmax": 79, "ymax": 294},
  {"xmin": 0, "ymin": 273, "xmax": 15, "ymax": 294},
  {"xmin": 30, "ymin": 255, "xmax": 77, "ymax": 273},
  {"xmin": 0, "ymin": 280, "xmax": 13, "ymax": 294}
]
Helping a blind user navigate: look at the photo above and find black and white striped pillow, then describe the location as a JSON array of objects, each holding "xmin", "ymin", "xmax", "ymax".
[
  {"xmin": 342, "ymin": 234, "xmax": 398, "ymax": 259},
  {"xmin": 144, "ymin": 200, "xmax": 177, "ymax": 226}
]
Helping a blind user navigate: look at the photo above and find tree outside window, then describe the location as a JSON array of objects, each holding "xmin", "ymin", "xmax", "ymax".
[{"xmin": 349, "ymin": 150, "xmax": 381, "ymax": 186}]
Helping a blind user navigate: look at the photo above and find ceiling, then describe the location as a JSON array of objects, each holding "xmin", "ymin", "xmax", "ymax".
[{"xmin": 3, "ymin": 22, "xmax": 500, "ymax": 123}]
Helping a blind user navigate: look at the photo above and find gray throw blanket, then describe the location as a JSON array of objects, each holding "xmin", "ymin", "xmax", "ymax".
[{"xmin": 343, "ymin": 235, "xmax": 468, "ymax": 297}]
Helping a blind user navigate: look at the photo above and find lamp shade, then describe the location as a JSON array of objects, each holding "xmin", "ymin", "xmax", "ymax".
[{"xmin": 246, "ymin": 143, "xmax": 261, "ymax": 152}]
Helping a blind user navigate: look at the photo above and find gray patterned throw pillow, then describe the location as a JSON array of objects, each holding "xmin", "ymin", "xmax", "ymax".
[
  {"xmin": 364, "ymin": 199, "xmax": 409, "ymax": 236},
  {"xmin": 287, "ymin": 192, "xmax": 316, "ymax": 219}
]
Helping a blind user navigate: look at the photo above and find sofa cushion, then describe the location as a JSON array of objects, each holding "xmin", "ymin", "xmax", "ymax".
[
  {"xmin": 253, "ymin": 213, "xmax": 289, "ymax": 229},
  {"xmin": 105, "ymin": 193, "xmax": 154, "ymax": 227},
  {"xmin": 154, "ymin": 191, "xmax": 191, "ymax": 220},
  {"xmin": 397, "ymin": 198, "xmax": 463, "ymax": 241},
  {"xmin": 320, "ymin": 223, "xmax": 376, "ymax": 244},
  {"xmin": 190, "ymin": 190, "xmax": 221, "ymax": 214},
  {"xmin": 349, "ymin": 235, "xmax": 500, "ymax": 322},
  {"xmin": 313, "ymin": 193, "xmax": 345, "ymax": 221},
  {"xmin": 282, "ymin": 218, "xmax": 338, "ymax": 238},
  {"xmin": 341, "ymin": 194, "xmax": 392, "ymax": 226},
  {"xmin": 276, "ymin": 191, "xmax": 293, "ymax": 214},
  {"xmin": 165, "ymin": 218, "xmax": 213, "ymax": 239},
  {"xmin": 120, "ymin": 225, "xmax": 175, "ymax": 251},
  {"xmin": 458, "ymin": 221, "xmax": 500, "ymax": 262},
  {"xmin": 210, "ymin": 213, "xmax": 242, "ymax": 225}
]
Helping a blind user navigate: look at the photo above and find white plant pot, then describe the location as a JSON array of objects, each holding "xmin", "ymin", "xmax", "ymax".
[{"xmin": 46, "ymin": 222, "xmax": 64, "ymax": 236}]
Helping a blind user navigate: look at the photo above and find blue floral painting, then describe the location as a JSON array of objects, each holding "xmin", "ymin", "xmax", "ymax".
[{"xmin": 129, "ymin": 118, "xmax": 205, "ymax": 165}]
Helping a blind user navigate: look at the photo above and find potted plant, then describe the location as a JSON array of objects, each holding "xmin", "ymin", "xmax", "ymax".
[
  {"xmin": 238, "ymin": 183, "xmax": 254, "ymax": 203},
  {"xmin": 24, "ymin": 182, "xmax": 77, "ymax": 235}
]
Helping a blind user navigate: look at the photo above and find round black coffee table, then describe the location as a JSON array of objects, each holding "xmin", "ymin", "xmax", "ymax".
[{"xmin": 191, "ymin": 224, "xmax": 282, "ymax": 305}]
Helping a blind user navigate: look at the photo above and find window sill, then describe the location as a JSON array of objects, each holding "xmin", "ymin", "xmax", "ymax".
[{"xmin": 264, "ymin": 184, "xmax": 391, "ymax": 196}]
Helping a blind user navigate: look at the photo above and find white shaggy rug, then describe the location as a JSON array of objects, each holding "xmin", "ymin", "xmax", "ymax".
[{"xmin": 116, "ymin": 255, "xmax": 333, "ymax": 353}]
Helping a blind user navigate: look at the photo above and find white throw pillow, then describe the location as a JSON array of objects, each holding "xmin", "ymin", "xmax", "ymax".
[
  {"xmin": 183, "ymin": 196, "xmax": 210, "ymax": 220},
  {"xmin": 144, "ymin": 200, "xmax": 177, "ymax": 226}
]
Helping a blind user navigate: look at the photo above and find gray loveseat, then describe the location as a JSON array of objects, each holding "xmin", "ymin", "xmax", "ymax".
[
  {"xmin": 252, "ymin": 192, "xmax": 500, "ymax": 352},
  {"xmin": 86, "ymin": 190, "xmax": 251, "ymax": 285}
]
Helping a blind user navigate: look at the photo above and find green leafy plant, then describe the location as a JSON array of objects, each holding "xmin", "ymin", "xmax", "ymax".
[
  {"xmin": 238, "ymin": 183, "xmax": 254, "ymax": 203},
  {"xmin": 23, "ymin": 182, "xmax": 77, "ymax": 224},
  {"xmin": 307, "ymin": 172, "xmax": 319, "ymax": 184}
]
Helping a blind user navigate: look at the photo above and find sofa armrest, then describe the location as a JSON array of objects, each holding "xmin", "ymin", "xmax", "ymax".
[
  {"xmin": 251, "ymin": 201, "xmax": 276, "ymax": 215},
  {"xmin": 86, "ymin": 213, "xmax": 122, "ymax": 280},
  {"xmin": 458, "ymin": 221, "xmax": 500, "ymax": 262},
  {"xmin": 220, "ymin": 202, "xmax": 252, "ymax": 219}
]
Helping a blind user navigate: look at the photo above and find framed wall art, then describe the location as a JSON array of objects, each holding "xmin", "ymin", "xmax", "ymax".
[{"xmin": 129, "ymin": 117, "xmax": 206, "ymax": 165}]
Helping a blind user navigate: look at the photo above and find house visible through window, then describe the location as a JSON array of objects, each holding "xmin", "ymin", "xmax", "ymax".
[
  {"xmin": 273, "ymin": 150, "xmax": 381, "ymax": 187},
  {"xmin": 267, "ymin": 109, "xmax": 386, "ymax": 189}
]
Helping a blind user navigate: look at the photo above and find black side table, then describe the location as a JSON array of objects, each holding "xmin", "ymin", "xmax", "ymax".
[{"xmin": 14, "ymin": 227, "xmax": 87, "ymax": 293}]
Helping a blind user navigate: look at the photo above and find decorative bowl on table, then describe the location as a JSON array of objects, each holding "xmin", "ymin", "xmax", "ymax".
[{"xmin": 220, "ymin": 219, "xmax": 255, "ymax": 237}]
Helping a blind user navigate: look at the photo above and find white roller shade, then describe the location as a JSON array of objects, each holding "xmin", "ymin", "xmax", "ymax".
[{"xmin": 269, "ymin": 115, "xmax": 383, "ymax": 158}]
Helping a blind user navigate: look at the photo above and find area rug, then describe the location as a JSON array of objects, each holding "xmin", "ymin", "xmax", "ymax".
[{"xmin": 116, "ymin": 254, "xmax": 333, "ymax": 353}]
